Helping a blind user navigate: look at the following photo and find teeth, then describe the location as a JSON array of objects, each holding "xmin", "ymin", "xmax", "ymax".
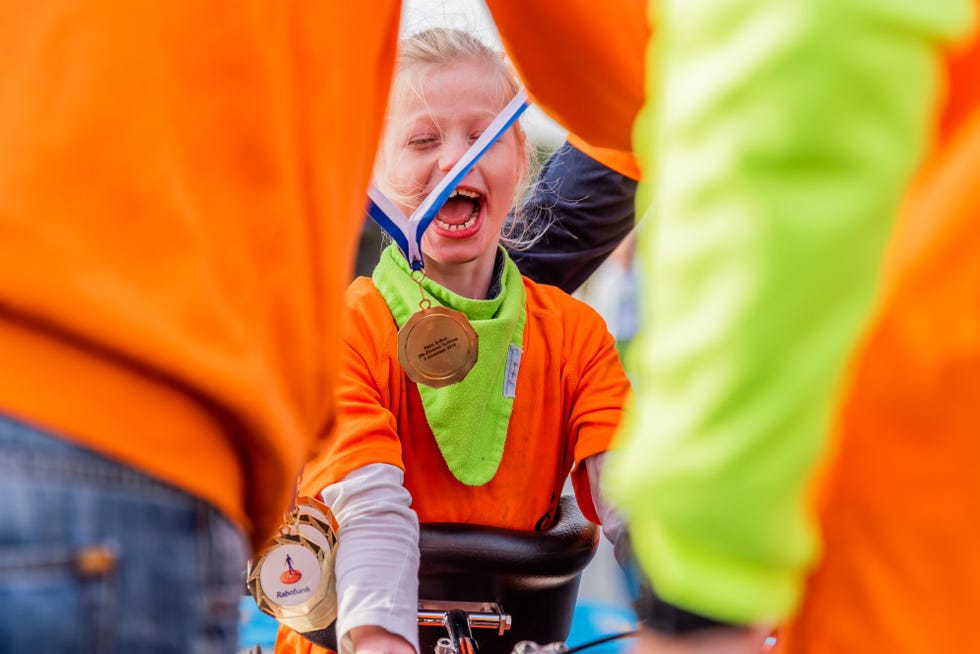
[
  {"xmin": 435, "ymin": 214, "xmax": 478, "ymax": 231},
  {"xmin": 449, "ymin": 188, "xmax": 481, "ymax": 200},
  {"xmin": 436, "ymin": 187, "xmax": 481, "ymax": 232}
]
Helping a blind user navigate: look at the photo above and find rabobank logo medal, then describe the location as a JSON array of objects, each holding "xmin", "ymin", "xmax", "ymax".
[
  {"xmin": 280, "ymin": 553, "xmax": 303, "ymax": 585},
  {"xmin": 246, "ymin": 495, "xmax": 338, "ymax": 632},
  {"xmin": 260, "ymin": 544, "xmax": 319, "ymax": 606}
]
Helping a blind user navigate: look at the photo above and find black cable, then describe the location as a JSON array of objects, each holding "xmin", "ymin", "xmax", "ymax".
[{"xmin": 562, "ymin": 630, "xmax": 640, "ymax": 654}]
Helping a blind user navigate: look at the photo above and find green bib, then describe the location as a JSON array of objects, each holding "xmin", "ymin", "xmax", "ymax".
[{"xmin": 373, "ymin": 245, "xmax": 526, "ymax": 485}]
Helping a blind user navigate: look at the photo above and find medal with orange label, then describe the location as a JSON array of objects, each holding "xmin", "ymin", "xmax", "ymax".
[{"xmin": 247, "ymin": 484, "xmax": 338, "ymax": 632}]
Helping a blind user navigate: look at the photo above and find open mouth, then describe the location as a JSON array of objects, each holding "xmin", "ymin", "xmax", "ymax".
[{"xmin": 434, "ymin": 188, "xmax": 482, "ymax": 231}]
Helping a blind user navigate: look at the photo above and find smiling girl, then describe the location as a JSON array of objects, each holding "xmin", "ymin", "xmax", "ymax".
[
  {"xmin": 374, "ymin": 30, "xmax": 534, "ymax": 300},
  {"xmin": 275, "ymin": 28, "xmax": 631, "ymax": 654}
]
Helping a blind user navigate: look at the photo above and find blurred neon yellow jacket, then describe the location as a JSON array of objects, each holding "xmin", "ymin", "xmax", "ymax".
[{"xmin": 607, "ymin": 0, "xmax": 975, "ymax": 626}]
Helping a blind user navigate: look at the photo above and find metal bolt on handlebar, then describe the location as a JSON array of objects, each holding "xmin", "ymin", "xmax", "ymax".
[
  {"xmin": 418, "ymin": 600, "xmax": 512, "ymax": 636},
  {"xmin": 444, "ymin": 608, "xmax": 478, "ymax": 654}
]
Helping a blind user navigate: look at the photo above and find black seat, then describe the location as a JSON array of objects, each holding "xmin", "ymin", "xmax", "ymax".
[
  {"xmin": 417, "ymin": 495, "xmax": 599, "ymax": 654},
  {"xmin": 302, "ymin": 495, "xmax": 599, "ymax": 654}
]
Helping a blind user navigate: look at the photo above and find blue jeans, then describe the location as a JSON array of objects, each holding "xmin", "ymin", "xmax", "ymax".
[{"xmin": 0, "ymin": 414, "xmax": 249, "ymax": 654}]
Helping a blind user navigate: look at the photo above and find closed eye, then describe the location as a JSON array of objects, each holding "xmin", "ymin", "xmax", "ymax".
[{"xmin": 407, "ymin": 135, "xmax": 438, "ymax": 149}]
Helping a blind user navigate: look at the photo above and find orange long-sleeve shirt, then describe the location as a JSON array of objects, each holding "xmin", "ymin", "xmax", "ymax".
[
  {"xmin": 301, "ymin": 275, "xmax": 630, "ymax": 526},
  {"xmin": 0, "ymin": 2, "xmax": 400, "ymax": 547}
]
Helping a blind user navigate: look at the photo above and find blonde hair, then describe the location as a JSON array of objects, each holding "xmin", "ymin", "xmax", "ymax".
[{"xmin": 376, "ymin": 27, "xmax": 542, "ymax": 251}]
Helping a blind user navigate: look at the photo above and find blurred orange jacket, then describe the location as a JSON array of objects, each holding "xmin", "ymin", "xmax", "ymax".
[
  {"xmin": 782, "ymin": 27, "xmax": 980, "ymax": 654},
  {"xmin": 0, "ymin": 3, "xmax": 401, "ymax": 548},
  {"xmin": 486, "ymin": 0, "xmax": 648, "ymax": 180}
]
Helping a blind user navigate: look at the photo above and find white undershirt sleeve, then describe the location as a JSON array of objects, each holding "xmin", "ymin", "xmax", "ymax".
[{"xmin": 320, "ymin": 463, "xmax": 420, "ymax": 654}]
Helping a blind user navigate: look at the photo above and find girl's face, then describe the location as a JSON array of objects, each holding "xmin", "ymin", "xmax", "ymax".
[{"xmin": 385, "ymin": 60, "xmax": 526, "ymax": 273}]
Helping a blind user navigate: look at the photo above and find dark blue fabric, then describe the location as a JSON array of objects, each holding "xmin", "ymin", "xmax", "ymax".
[
  {"xmin": 506, "ymin": 141, "xmax": 638, "ymax": 294},
  {"xmin": 0, "ymin": 414, "xmax": 247, "ymax": 654}
]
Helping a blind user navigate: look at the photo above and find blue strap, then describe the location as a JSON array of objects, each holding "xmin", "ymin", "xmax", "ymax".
[{"xmin": 367, "ymin": 89, "xmax": 530, "ymax": 270}]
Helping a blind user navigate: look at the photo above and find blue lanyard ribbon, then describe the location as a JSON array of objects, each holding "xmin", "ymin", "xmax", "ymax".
[{"xmin": 367, "ymin": 89, "xmax": 530, "ymax": 270}]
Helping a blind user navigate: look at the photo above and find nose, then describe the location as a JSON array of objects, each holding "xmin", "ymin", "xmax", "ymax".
[{"xmin": 437, "ymin": 137, "xmax": 470, "ymax": 172}]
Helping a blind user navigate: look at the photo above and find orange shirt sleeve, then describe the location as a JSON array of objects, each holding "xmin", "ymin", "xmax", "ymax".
[
  {"xmin": 301, "ymin": 279, "xmax": 406, "ymax": 498},
  {"xmin": 486, "ymin": 0, "xmax": 650, "ymax": 154},
  {"xmin": 274, "ymin": 625, "xmax": 324, "ymax": 654},
  {"xmin": 563, "ymin": 298, "xmax": 633, "ymax": 524},
  {"xmin": 566, "ymin": 132, "xmax": 643, "ymax": 182}
]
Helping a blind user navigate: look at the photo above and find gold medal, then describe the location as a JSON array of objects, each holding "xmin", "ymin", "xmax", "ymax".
[
  {"xmin": 296, "ymin": 495, "xmax": 339, "ymax": 549},
  {"xmin": 398, "ymin": 306, "xmax": 478, "ymax": 388},
  {"xmin": 246, "ymin": 530, "xmax": 337, "ymax": 633},
  {"xmin": 246, "ymin": 479, "xmax": 339, "ymax": 633}
]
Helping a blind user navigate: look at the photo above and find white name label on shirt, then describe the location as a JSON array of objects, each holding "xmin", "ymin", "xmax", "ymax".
[{"xmin": 503, "ymin": 343, "xmax": 522, "ymax": 398}]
